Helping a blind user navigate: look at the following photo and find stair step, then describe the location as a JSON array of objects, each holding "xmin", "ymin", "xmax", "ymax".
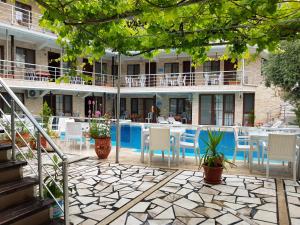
[
  {"xmin": 0, "ymin": 177, "xmax": 38, "ymax": 211},
  {"xmin": 0, "ymin": 144, "xmax": 12, "ymax": 151},
  {"xmin": 47, "ymin": 218, "xmax": 66, "ymax": 225},
  {"xmin": 0, "ymin": 161, "xmax": 26, "ymax": 184},
  {"xmin": 0, "ymin": 198, "xmax": 53, "ymax": 225},
  {"xmin": 0, "ymin": 177, "xmax": 38, "ymax": 196},
  {"xmin": 0, "ymin": 160, "xmax": 27, "ymax": 171}
]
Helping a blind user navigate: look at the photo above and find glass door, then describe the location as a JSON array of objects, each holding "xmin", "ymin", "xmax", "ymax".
[{"xmin": 200, "ymin": 95, "xmax": 213, "ymax": 125}]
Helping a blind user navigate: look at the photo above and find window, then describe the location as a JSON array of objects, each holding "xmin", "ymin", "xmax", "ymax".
[
  {"xmin": 131, "ymin": 98, "xmax": 139, "ymax": 114},
  {"xmin": 95, "ymin": 62, "xmax": 108, "ymax": 85},
  {"xmin": 203, "ymin": 60, "xmax": 220, "ymax": 72},
  {"xmin": 243, "ymin": 93, "xmax": 255, "ymax": 126},
  {"xmin": 112, "ymin": 65, "xmax": 118, "ymax": 76},
  {"xmin": 169, "ymin": 98, "xmax": 185, "ymax": 115},
  {"xmin": 164, "ymin": 63, "xmax": 179, "ymax": 74},
  {"xmin": 0, "ymin": 93, "xmax": 24, "ymax": 115},
  {"xmin": 127, "ymin": 64, "xmax": 140, "ymax": 75},
  {"xmin": 43, "ymin": 94, "xmax": 72, "ymax": 116},
  {"xmin": 120, "ymin": 98, "xmax": 126, "ymax": 115},
  {"xmin": 16, "ymin": 47, "xmax": 35, "ymax": 68},
  {"xmin": 15, "ymin": 2, "xmax": 32, "ymax": 26},
  {"xmin": 199, "ymin": 94, "xmax": 235, "ymax": 125},
  {"xmin": 223, "ymin": 95, "xmax": 235, "ymax": 126}
]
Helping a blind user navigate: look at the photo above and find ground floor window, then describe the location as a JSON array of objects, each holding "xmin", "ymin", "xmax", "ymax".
[
  {"xmin": 120, "ymin": 98, "xmax": 126, "ymax": 116},
  {"xmin": 0, "ymin": 93, "xmax": 24, "ymax": 115},
  {"xmin": 43, "ymin": 94, "xmax": 73, "ymax": 116},
  {"xmin": 169, "ymin": 98, "xmax": 192, "ymax": 123},
  {"xmin": 84, "ymin": 96, "xmax": 103, "ymax": 117},
  {"xmin": 243, "ymin": 93, "xmax": 255, "ymax": 126},
  {"xmin": 130, "ymin": 98, "xmax": 154, "ymax": 122},
  {"xmin": 199, "ymin": 94, "xmax": 235, "ymax": 125}
]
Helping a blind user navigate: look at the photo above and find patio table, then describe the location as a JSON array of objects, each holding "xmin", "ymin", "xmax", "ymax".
[
  {"xmin": 248, "ymin": 131, "xmax": 269, "ymax": 173},
  {"xmin": 140, "ymin": 127, "xmax": 186, "ymax": 165}
]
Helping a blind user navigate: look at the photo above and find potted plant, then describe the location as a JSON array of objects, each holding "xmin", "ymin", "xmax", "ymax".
[
  {"xmin": 198, "ymin": 129, "xmax": 234, "ymax": 184},
  {"xmin": 44, "ymin": 155, "xmax": 64, "ymax": 218},
  {"xmin": 89, "ymin": 115, "xmax": 111, "ymax": 159}
]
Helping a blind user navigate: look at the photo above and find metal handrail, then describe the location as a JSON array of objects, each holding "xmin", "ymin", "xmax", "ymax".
[{"xmin": 0, "ymin": 78, "xmax": 69, "ymax": 224}]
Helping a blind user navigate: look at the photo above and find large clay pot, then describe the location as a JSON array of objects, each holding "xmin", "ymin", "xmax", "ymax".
[
  {"xmin": 40, "ymin": 136, "xmax": 47, "ymax": 148},
  {"xmin": 95, "ymin": 137, "xmax": 111, "ymax": 159},
  {"xmin": 203, "ymin": 165, "xmax": 223, "ymax": 185}
]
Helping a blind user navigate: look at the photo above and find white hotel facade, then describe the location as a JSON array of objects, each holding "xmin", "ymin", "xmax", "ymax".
[{"xmin": 0, "ymin": 0, "xmax": 284, "ymax": 126}]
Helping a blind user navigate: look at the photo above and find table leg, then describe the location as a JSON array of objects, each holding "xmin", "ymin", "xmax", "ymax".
[
  {"xmin": 249, "ymin": 143, "xmax": 253, "ymax": 173},
  {"xmin": 176, "ymin": 134, "xmax": 180, "ymax": 166},
  {"xmin": 141, "ymin": 132, "xmax": 144, "ymax": 163}
]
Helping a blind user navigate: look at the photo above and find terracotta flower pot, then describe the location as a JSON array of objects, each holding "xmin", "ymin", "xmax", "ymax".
[
  {"xmin": 95, "ymin": 137, "xmax": 111, "ymax": 159},
  {"xmin": 203, "ymin": 165, "xmax": 223, "ymax": 185},
  {"xmin": 40, "ymin": 136, "xmax": 47, "ymax": 148}
]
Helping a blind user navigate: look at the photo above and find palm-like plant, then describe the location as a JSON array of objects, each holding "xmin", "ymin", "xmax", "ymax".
[{"xmin": 199, "ymin": 129, "xmax": 233, "ymax": 168}]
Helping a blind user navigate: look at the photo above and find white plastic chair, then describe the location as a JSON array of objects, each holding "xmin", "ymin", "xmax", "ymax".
[
  {"xmin": 65, "ymin": 122, "xmax": 84, "ymax": 151},
  {"xmin": 139, "ymin": 75, "xmax": 146, "ymax": 87},
  {"xmin": 167, "ymin": 117, "xmax": 182, "ymax": 125},
  {"xmin": 266, "ymin": 134, "xmax": 299, "ymax": 182},
  {"xmin": 148, "ymin": 127, "xmax": 171, "ymax": 168},
  {"xmin": 145, "ymin": 112, "xmax": 153, "ymax": 123},
  {"xmin": 58, "ymin": 117, "xmax": 75, "ymax": 136},
  {"xmin": 180, "ymin": 127, "xmax": 201, "ymax": 164},
  {"xmin": 125, "ymin": 76, "xmax": 132, "ymax": 87},
  {"xmin": 157, "ymin": 116, "xmax": 168, "ymax": 124},
  {"xmin": 232, "ymin": 127, "xmax": 258, "ymax": 164}
]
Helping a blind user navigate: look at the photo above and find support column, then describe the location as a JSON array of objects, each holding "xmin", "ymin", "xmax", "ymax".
[
  {"xmin": 10, "ymin": 35, "xmax": 14, "ymax": 75},
  {"xmin": 192, "ymin": 93, "xmax": 199, "ymax": 125},
  {"xmin": 115, "ymin": 53, "xmax": 121, "ymax": 163}
]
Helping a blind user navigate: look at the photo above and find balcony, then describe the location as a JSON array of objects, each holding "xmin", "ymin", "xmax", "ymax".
[
  {"xmin": 121, "ymin": 71, "xmax": 255, "ymax": 88},
  {"xmin": 0, "ymin": 60, "xmax": 114, "ymax": 92},
  {"xmin": 0, "ymin": 1, "xmax": 53, "ymax": 35}
]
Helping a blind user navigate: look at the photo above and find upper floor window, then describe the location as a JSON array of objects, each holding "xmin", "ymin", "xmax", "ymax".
[
  {"xmin": 164, "ymin": 63, "xmax": 179, "ymax": 74},
  {"xmin": 16, "ymin": 47, "xmax": 35, "ymax": 68},
  {"xmin": 203, "ymin": 60, "xmax": 220, "ymax": 72},
  {"xmin": 127, "ymin": 64, "xmax": 140, "ymax": 75},
  {"xmin": 15, "ymin": 1, "xmax": 32, "ymax": 26}
]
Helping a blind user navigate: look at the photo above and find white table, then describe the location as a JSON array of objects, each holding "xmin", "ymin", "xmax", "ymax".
[
  {"xmin": 249, "ymin": 131, "xmax": 269, "ymax": 173},
  {"xmin": 140, "ymin": 127, "xmax": 186, "ymax": 165}
]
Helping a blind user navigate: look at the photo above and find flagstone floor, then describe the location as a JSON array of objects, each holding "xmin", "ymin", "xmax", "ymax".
[
  {"xmin": 283, "ymin": 180, "xmax": 300, "ymax": 225},
  {"xmin": 21, "ymin": 151, "xmax": 299, "ymax": 225}
]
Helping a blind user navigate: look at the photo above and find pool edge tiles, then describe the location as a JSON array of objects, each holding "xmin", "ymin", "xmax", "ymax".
[
  {"xmin": 68, "ymin": 162, "xmax": 175, "ymax": 225},
  {"xmin": 109, "ymin": 171, "xmax": 279, "ymax": 225},
  {"xmin": 283, "ymin": 179, "xmax": 300, "ymax": 225}
]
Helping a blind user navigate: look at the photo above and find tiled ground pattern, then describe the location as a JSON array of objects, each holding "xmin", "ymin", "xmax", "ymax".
[
  {"xmin": 284, "ymin": 180, "xmax": 300, "ymax": 225},
  {"xmin": 68, "ymin": 163, "xmax": 173, "ymax": 225},
  {"xmin": 111, "ymin": 171, "xmax": 278, "ymax": 225}
]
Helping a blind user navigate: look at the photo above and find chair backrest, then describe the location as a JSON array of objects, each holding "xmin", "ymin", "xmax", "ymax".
[
  {"xmin": 58, "ymin": 117, "xmax": 75, "ymax": 134},
  {"xmin": 195, "ymin": 127, "xmax": 202, "ymax": 147},
  {"xmin": 149, "ymin": 127, "xmax": 170, "ymax": 151},
  {"xmin": 65, "ymin": 122, "xmax": 82, "ymax": 139},
  {"xmin": 268, "ymin": 133, "xmax": 296, "ymax": 161},
  {"xmin": 157, "ymin": 116, "xmax": 165, "ymax": 123},
  {"xmin": 168, "ymin": 117, "xmax": 176, "ymax": 123},
  {"xmin": 147, "ymin": 112, "xmax": 153, "ymax": 119}
]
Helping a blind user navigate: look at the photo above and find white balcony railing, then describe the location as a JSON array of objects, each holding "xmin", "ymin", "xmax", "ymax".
[
  {"xmin": 121, "ymin": 71, "xmax": 253, "ymax": 88},
  {"xmin": 0, "ymin": 1, "xmax": 53, "ymax": 35},
  {"xmin": 0, "ymin": 60, "xmax": 256, "ymax": 88},
  {"xmin": 0, "ymin": 60, "xmax": 114, "ymax": 87}
]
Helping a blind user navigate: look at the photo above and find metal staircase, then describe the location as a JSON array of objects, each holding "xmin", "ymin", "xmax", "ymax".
[{"xmin": 0, "ymin": 78, "xmax": 69, "ymax": 225}]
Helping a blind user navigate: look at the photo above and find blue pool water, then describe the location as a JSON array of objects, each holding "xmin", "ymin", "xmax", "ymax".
[
  {"xmin": 110, "ymin": 124, "xmax": 262, "ymax": 161},
  {"xmin": 61, "ymin": 124, "xmax": 262, "ymax": 161}
]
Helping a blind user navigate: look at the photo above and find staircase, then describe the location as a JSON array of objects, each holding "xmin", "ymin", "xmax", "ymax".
[
  {"xmin": 0, "ymin": 78, "xmax": 69, "ymax": 225},
  {"xmin": 0, "ymin": 143, "xmax": 62, "ymax": 225}
]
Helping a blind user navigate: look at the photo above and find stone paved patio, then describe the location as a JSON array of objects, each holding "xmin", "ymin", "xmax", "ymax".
[
  {"xmin": 110, "ymin": 171, "xmax": 278, "ymax": 225},
  {"xmin": 283, "ymin": 180, "xmax": 300, "ymax": 225},
  {"xmin": 22, "ymin": 153, "xmax": 299, "ymax": 225}
]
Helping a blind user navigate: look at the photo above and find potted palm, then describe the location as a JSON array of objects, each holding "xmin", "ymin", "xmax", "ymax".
[
  {"xmin": 89, "ymin": 115, "xmax": 111, "ymax": 159},
  {"xmin": 198, "ymin": 129, "xmax": 234, "ymax": 184}
]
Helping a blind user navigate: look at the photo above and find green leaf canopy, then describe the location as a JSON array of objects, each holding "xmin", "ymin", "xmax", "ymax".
[{"xmin": 35, "ymin": 0, "xmax": 300, "ymax": 62}]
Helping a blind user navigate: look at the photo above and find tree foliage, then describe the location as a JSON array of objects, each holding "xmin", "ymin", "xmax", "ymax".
[
  {"xmin": 263, "ymin": 40, "xmax": 300, "ymax": 125},
  {"xmin": 35, "ymin": 0, "xmax": 300, "ymax": 62}
]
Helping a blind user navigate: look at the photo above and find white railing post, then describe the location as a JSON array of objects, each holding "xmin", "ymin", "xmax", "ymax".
[
  {"xmin": 10, "ymin": 99, "xmax": 16, "ymax": 160},
  {"xmin": 36, "ymin": 132, "xmax": 44, "ymax": 199},
  {"xmin": 62, "ymin": 157, "xmax": 69, "ymax": 225}
]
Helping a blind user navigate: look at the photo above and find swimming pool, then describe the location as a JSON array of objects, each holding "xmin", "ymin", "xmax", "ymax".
[{"xmin": 110, "ymin": 124, "xmax": 262, "ymax": 161}]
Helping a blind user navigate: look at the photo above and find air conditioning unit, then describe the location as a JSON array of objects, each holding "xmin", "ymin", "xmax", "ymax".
[{"xmin": 27, "ymin": 90, "xmax": 38, "ymax": 98}]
